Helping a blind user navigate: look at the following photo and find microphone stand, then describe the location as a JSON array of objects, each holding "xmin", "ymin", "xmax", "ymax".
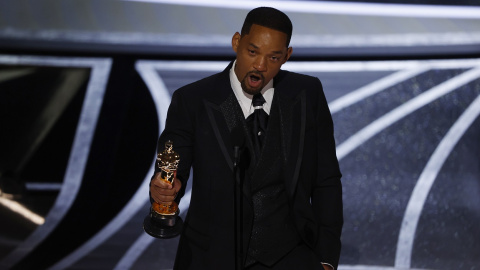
[{"xmin": 233, "ymin": 146, "xmax": 243, "ymax": 270}]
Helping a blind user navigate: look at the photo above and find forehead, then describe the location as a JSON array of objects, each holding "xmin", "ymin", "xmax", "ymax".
[{"xmin": 242, "ymin": 24, "xmax": 288, "ymax": 49}]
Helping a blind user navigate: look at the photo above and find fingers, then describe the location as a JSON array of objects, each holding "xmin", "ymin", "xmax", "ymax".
[
  {"xmin": 151, "ymin": 188, "xmax": 177, "ymax": 205},
  {"xmin": 150, "ymin": 172, "xmax": 182, "ymax": 204},
  {"xmin": 172, "ymin": 176, "xmax": 182, "ymax": 194},
  {"xmin": 152, "ymin": 173, "xmax": 173, "ymax": 188}
]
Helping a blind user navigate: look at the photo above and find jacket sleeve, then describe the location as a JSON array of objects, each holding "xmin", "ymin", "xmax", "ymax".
[
  {"xmin": 311, "ymin": 78, "xmax": 343, "ymax": 269},
  {"xmin": 154, "ymin": 89, "xmax": 195, "ymax": 204}
]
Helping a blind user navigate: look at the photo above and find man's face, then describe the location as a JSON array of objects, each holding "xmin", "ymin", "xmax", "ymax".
[{"xmin": 232, "ymin": 24, "xmax": 293, "ymax": 95}]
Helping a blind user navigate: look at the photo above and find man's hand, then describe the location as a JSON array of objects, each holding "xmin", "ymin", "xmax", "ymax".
[{"xmin": 150, "ymin": 172, "xmax": 182, "ymax": 205}]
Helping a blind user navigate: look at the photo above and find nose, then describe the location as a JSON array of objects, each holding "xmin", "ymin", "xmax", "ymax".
[{"xmin": 253, "ymin": 57, "xmax": 267, "ymax": 72}]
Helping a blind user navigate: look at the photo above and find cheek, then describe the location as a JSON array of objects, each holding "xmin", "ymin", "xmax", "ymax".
[
  {"xmin": 239, "ymin": 57, "xmax": 253, "ymax": 69},
  {"xmin": 238, "ymin": 62, "xmax": 253, "ymax": 75}
]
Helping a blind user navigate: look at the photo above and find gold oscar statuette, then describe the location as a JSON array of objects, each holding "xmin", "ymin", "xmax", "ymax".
[{"xmin": 143, "ymin": 140, "xmax": 184, "ymax": 238}]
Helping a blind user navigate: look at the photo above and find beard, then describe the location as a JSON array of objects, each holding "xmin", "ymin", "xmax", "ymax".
[{"xmin": 240, "ymin": 71, "xmax": 265, "ymax": 95}]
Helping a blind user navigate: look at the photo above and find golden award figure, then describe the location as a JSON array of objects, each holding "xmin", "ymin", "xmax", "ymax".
[{"xmin": 143, "ymin": 140, "xmax": 184, "ymax": 238}]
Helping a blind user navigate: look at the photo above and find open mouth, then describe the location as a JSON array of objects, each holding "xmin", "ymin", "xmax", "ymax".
[
  {"xmin": 250, "ymin": 74, "xmax": 261, "ymax": 82},
  {"xmin": 247, "ymin": 72, "xmax": 264, "ymax": 88}
]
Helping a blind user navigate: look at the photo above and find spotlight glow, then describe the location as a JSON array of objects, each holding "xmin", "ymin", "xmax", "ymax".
[{"xmin": 0, "ymin": 194, "xmax": 45, "ymax": 225}]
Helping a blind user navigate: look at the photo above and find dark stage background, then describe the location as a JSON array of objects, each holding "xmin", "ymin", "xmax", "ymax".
[{"xmin": 1, "ymin": 1, "xmax": 479, "ymax": 269}]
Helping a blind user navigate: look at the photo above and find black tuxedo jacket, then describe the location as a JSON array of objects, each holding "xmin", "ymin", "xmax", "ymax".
[{"xmin": 157, "ymin": 62, "xmax": 343, "ymax": 269}]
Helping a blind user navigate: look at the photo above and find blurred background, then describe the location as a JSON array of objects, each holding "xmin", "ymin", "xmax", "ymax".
[{"xmin": 0, "ymin": 0, "xmax": 479, "ymax": 269}]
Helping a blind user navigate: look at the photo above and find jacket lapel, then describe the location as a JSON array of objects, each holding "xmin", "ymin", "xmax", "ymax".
[
  {"xmin": 274, "ymin": 71, "xmax": 307, "ymax": 199},
  {"xmin": 203, "ymin": 62, "xmax": 253, "ymax": 198}
]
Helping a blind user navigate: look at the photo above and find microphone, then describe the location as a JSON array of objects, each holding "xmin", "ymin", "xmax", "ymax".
[
  {"xmin": 231, "ymin": 127, "xmax": 245, "ymax": 169},
  {"xmin": 231, "ymin": 127, "xmax": 245, "ymax": 270}
]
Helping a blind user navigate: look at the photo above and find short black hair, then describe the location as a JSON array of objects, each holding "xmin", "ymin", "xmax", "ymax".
[{"xmin": 240, "ymin": 7, "xmax": 293, "ymax": 47}]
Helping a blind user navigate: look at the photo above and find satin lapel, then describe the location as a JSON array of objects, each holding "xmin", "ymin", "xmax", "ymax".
[
  {"xmin": 204, "ymin": 98, "xmax": 236, "ymax": 171},
  {"xmin": 203, "ymin": 64, "xmax": 253, "ymax": 199},
  {"xmin": 276, "ymin": 82, "xmax": 307, "ymax": 199}
]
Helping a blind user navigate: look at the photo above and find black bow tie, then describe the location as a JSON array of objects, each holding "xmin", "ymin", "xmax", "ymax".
[{"xmin": 246, "ymin": 93, "xmax": 269, "ymax": 157}]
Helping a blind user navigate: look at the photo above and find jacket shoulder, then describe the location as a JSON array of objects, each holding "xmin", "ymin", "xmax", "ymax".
[
  {"xmin": 275, "ymin": 69, "xmax": 323, "ymax": 98},
  {"xmin": 277, "ymin": 69, "xmax": 320, "ymax": 84},
  {"xmin": 174, "ymin": 71, "xmax": 224, "ymax": 97}
]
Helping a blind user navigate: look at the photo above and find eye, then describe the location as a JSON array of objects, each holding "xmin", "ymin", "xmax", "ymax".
[{"xmin": 248, "ymin": 50, "xmax": 255, "ymax": 55}]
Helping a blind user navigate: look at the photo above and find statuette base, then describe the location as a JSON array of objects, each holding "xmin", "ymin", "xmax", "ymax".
[{"xmin": 143, "ymin": 207, "xmax": 183, "ymax": 238}]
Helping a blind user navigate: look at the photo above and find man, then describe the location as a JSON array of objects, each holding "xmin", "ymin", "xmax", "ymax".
[{"xmin": 150, "ymin": 7, "xmax": 343, "ymax": 270}]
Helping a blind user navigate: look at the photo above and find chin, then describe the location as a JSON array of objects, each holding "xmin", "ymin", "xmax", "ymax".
[
  {"xmin": 241, "ymin": 82, "xmax": 263, "ymax": 95},
  {"xmin": 243, "ymin": 88, "xmax": 262, "ymax": 96},
  {"xmin": 245, "ymin": 89, "xmax": 262, "ymax": 95}
]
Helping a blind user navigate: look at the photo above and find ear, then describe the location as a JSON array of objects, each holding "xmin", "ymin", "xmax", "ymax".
[
  {"xmin": 232, "ymin": 32, "xmax": 241, "ymax": 53},
  {"xmin": 283, "ymin": 47, "xmax": 293, "ymax": 64}
]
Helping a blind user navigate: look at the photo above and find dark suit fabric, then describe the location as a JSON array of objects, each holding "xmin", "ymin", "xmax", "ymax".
[{"xmin": 157, "ymin": 62, "xmax": 343, "ymax": 269}]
